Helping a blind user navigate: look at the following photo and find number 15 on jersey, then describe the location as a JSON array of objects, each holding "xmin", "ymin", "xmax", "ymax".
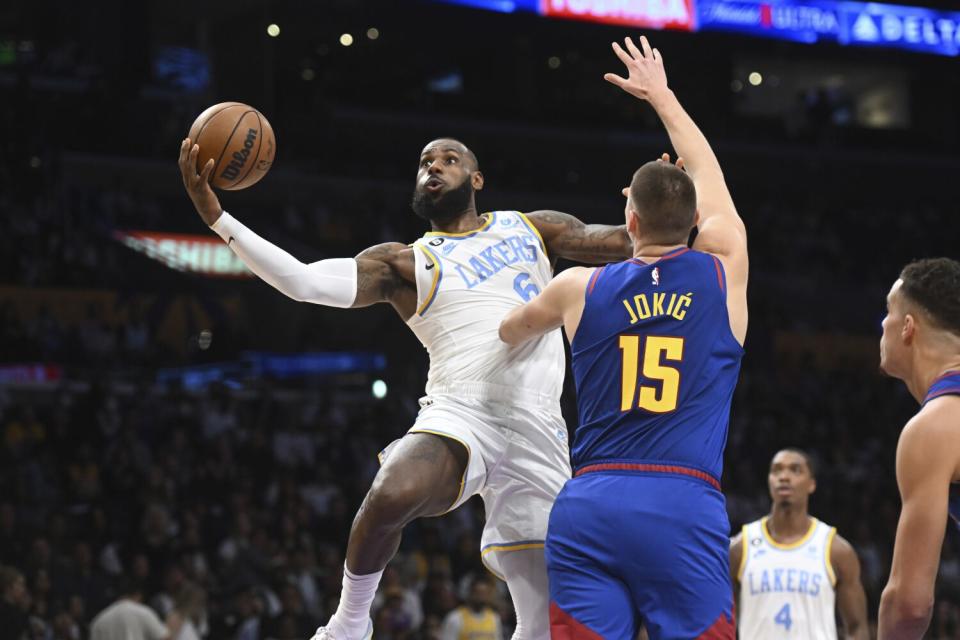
[{"xmin": 618, "ymin": 335, "xmax": 685, "ymax": 413}]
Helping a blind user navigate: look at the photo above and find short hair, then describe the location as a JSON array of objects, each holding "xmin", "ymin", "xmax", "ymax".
[
  {"xmin": 628, "ymin": 161, "xmax": 697, "ymax": 243},
  {"xmin": 774, "ymin": 448, "xmax": 817, "ymax": 479},
  {"xmin": 899, "ymin": 258, "xmax": 960, "ymax": 337}
]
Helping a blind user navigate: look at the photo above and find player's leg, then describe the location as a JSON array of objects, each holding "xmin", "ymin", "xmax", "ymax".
[
  {"xmin": 481, "ymin": 405, "xmax": 573, "ymax": 640},
  {"xmin": 545, "ymin": 482, "xmax": 637, "ymax": 639},
  {"xmin": 320, "ymin": 432, "xmax": 468, "ymax": 640},
  {"xmin": 623, "ymin": 476, "xmax": 735, "ymax": 640},
  {"xmin": 496, "ymin": 547, "xmax": 550, "ymax": 640},
  {"xmin": 347, "ymin": 432, "xmax": 467, "ymax": 572}
]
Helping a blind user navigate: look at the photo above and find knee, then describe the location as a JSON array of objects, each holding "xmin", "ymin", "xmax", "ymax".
[{"xmin": 361, "ymin": 468, "xmax": 431, "ymax": 529}]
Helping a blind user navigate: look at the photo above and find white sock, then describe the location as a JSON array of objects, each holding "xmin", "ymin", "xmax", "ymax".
[{"xmin": 329, "ymin": 565, "xmax": 383, "ymax": 635}]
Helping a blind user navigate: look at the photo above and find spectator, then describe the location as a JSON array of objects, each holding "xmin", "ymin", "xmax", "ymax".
[
  {"xmin": 0, "ymin": 565, "xmax": 31, "ymax": 640},
  {"xmin": 173, "ymin": 582, "xmax": 206, "ymax": 640},
  {"xmin": 440, "ymin": 577, "xmax": 502, "ymax": 640},
  {"xmin": 89, "ymin": 579, "xmax": 182, "ymax": 640}
]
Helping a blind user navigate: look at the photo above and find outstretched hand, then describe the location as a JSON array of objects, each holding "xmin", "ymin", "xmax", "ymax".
[
  {"xmin": 604, "ymin": 35, "xmax": 669, "ymax": 105},
  {"xmin": 178, "ymin": 138, "xmax": 223, "ymax": 227}
]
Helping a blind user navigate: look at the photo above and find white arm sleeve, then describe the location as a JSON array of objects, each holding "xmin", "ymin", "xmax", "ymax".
[{"xmin": 210, "ymin": 211, "xmax": 357, "ymax": 308}]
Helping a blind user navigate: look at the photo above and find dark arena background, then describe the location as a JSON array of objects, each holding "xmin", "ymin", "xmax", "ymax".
[{"xmin": 2, "ymin": 0, "xmax": 960, "ymax": 638}]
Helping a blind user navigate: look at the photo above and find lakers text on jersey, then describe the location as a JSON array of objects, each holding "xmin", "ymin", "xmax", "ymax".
[
  {"xmin": 407, "ymin": 210, "xmax": 565, "ymax": 406},
  {"xmin": 738, "ymin": 517, "xmax": 838, "ymax": 639}
]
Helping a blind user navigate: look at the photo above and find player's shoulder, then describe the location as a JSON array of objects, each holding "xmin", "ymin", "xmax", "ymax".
[
  {"xmin": 898, "ymin": 400, "xmax": 960, "ymax": 482},
  {"xmin": 829, "ymin": 529, "xmax": 853, "ymax": 554},
  {"xmin": 356, "ymin": 242, "xmax": 415, "ymax": 273},
  {"xmin": 902, "ymin": 396, "xmax": 960, "ymax": 449},
  {"xmin": 549, "ymin": 266, "xmax": 595, "ymax": 295},
  {"xmin": 918, "ymin": 392, "xmax": 960, "ymax": 422}
]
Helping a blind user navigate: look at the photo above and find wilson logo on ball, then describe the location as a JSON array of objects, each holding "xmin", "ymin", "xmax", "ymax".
[{"xmin": 220, "ymin": 128, "xmax": 259, "ymax": 181}]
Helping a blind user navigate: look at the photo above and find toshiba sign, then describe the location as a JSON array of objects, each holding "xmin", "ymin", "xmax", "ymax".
[
  {"xmin": 540, "ymin": 0, "xmax": 696, "ymax": 30},
  {"xmin": 115, "ymin": 230, "xmax": 254, "ymax": 278}
]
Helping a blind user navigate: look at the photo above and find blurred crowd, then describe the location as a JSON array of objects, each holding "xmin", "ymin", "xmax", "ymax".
[
  {"xmin": 1, "ymin": 359, "xmax": 960, "ymax": 639},
  {"xmin": 0, "ymin": 377, "xmax": 518, "ymax": 640}
]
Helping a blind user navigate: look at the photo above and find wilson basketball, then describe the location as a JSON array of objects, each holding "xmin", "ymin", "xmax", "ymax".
[{"xmin": 187, "ymin": 102, "xmax": 276, "ymax": 191}]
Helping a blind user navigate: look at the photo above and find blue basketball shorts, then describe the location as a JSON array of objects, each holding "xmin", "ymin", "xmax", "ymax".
[{"xmin": 546, "ymin": 465, "xmax": 735, "ymax": 640}]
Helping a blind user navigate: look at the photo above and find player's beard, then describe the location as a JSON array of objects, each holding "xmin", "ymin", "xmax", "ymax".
[{"xmin": 411, "ymin": 179, "xmax": 474, "ymax": 222}]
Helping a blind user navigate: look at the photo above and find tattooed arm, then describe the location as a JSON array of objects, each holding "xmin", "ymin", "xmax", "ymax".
[
  {"xmin": 526, "ymin": 210, "xmax": 633, "ymax": 265},
  {"xmin": 353, "ymin": 243, "xmax": 418, "ymax": 318}
]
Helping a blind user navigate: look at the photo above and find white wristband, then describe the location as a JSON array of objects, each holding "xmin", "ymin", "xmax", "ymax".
[{"xmin": 211, "ymin": 211, "xmax": 358, "ymax": 308}]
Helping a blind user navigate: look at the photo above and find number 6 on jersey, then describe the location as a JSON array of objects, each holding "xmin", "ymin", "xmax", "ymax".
[{"xmin": 618, "ymin": 335, "xmax": 685, "ymax": 413}]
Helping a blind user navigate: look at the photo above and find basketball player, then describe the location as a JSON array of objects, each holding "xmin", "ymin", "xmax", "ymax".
[
  {"xmin": 731, "ymin": 448, "xmax": 868, "ymax": 639},
  {"xmin": 178, "ymin": 133, "xmax": 654, "ymax": 640},
  {"xmin": 877, "ymin": 258, "xmax": 960, "ymax": 639},
  {"xmin": 499, "ymin": 35, "xmax": 747, "ymax": 638}
]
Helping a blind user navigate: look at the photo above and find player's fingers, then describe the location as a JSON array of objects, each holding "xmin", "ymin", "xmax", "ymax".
[
  {"xmin": 603, "ymin": 73, "xmax": 628, "ymax": 88},
  {"xmin": 199, "ymin": 158, "xmax": 215, "ymax": 184},
  {"xmin": 676, "ymin": 157, "xmax": 685, "ymax": 170},
  {"xmin": 625, "ymin": 37, "xmax": 644, "ymax": 61},
  {"xmin": 653, "ymin": 47, "xmax": 663, "ymax": 64},
  {"xmin": 660, "ymin": 153, "xmax": 671, "ymax": 163},
  {"xmin": 639, "ymin": 35, "xmax": 654, "ymax": 59},
  {"xmin": 178, "ymin": 139, "xmax": 190, "ymax": 168},
  {"xmin": 611, "ymin": 42, "xmax": 634, "ymax": 67}
]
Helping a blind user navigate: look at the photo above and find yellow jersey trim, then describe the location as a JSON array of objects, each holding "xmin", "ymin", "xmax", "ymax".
[
  {"xmin": 424, "ymin": 211, "xmax": 496, "ymax": 238},
  {"xmin": 408, "ymin": 428, "xmax": 468, "ymax": 510},
  {"xmin": 415, "ymin": 244, "xmax": 442, "ymax": 316},
  {"xmin": 761, "ymin": 516, "xmax": 818, "ymax": 550},
  {"xmin": 481, "ymin": 542, "xmax": 545, "ymax": 556},
  {"xmin": 825, "ymin": 527, "xmax": 838, "ymax": 586},
  {"xmin": 736, "ymin": 524, "xmax": 749, "ymax": 581},
  {"xmin": 517, "ymin": 212, "xmax": 548, "ymax": 258}
]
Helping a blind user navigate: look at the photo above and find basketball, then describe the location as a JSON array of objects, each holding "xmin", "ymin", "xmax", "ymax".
[{"xmin": 187, "ymin": 102, "xmax": 276, "ymax": 191}]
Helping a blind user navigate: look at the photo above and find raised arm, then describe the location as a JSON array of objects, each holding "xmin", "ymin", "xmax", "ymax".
[
  {"xmin": 605, "ymin": 36, "xmax": 748, "ymax": 344},
  {"xmin": 178, "ymin": 139, "xmax": 417, "ymax": 318},
  {"xmin": 832, "ymin": 535, "xmax": 869, "ymax": 640},
  {"xmin": 499, "ymin": 267, "xmax": 592, "ymax": 346},
  {"xmin": 525, "ymin": 210, "xmax": 632, "ymax": 265},
  {"xmin": 878, "ymin": 405, "xmax": 956, "ymax": 640},
  {"xmin": 526, "ymin": 154, "xmax": 683, "ymax": 265}
]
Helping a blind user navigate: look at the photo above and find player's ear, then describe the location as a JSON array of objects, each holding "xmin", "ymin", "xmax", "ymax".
[
  {"xmin": 902, "ymin": 314, "xmax": 916, "ymax": 344},
  {"xmin": 471, "ymin": 171, "xmax": 484, "ymax": 191},
  {"xmin": 809, "ymin": 478, "xmax": 817, "ymax": 495},
  {"xmin": 693, "ymin": 209, "xmax": 701, "ymax": 228},
  {"xmin": 626, "ymin": 207, "xmax": 639, "ymax": 236}
]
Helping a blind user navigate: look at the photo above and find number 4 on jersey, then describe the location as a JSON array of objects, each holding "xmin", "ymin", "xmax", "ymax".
[
  {"xmin": 775, "ymin": 603, "xmax": 792, "ymax": 631},
  {"xmin": 618, "ymin": 335, "xmax": 685, "ymax": 413}
]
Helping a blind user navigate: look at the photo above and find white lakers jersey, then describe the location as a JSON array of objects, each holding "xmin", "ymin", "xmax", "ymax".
[
  {"xmin": 738, "ymin": 517, "xmax": 838, "ymax": 640},
  {"xmin": 407, "ymin": 211, "xmax": 564, "ymax": 407}
]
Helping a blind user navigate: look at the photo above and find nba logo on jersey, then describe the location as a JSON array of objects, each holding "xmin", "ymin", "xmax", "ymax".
[{"xmin": 652, "ymin": 267, "xmax": 660, "ymax": 286}]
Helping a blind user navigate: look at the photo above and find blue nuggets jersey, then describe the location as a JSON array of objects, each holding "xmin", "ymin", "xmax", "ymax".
[
  {"xmin": 569, "ymin": 248, "xmax": 744, "ymax": 481},
  {"xmin": 924, "ymin": 372, "xmax": 960, "ymax": 528}
]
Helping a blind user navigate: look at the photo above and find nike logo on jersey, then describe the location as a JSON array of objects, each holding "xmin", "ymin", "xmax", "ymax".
[
  {"xmin": 228, "ymin": 236, "xmax": 235, "ymax": 246},
  {"xmin": 426, "ymin": 262, "xmax": 435, "ymax": 270}
]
